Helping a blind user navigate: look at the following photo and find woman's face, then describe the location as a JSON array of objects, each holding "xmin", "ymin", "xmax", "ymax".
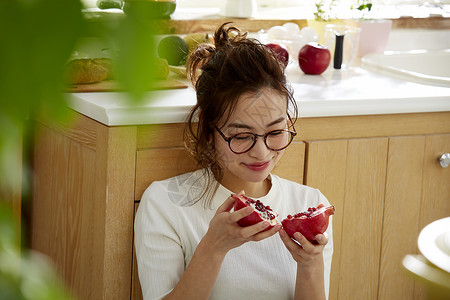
[{"xmin": 214, "ymin": 88, "xmax": 290, "ymax": 191}]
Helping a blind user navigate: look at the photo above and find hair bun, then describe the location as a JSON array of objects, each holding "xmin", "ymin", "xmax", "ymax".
[
  {"xmin": 187, "ymin": 22, "xmax": 250, "ymax": 83},
  {"xmin": 213, "ymin": 22, "xmax": 247, "ymax": 49}
]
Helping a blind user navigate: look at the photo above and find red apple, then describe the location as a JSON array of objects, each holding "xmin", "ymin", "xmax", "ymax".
[
  {"xmin": 266, "ymin": 43, "xmax": 289, "ymax": 67},
  {"xmin": 298, "ymin": 42, "xmax": 331, "ymax": 75}
]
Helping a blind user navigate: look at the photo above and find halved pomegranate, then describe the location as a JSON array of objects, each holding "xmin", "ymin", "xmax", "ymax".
[
  {"xmin": 232, "ymin": 194, "xmax": 279, "ymax": 228},
  {"xmin": 281, "ymin": 204, "xmax": 335, "ymax": 242}
]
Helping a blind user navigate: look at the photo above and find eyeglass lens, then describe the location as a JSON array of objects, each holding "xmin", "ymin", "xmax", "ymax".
[{"xmin": 230, "ymin": 130, "xmax": 292, "ymax": 153}]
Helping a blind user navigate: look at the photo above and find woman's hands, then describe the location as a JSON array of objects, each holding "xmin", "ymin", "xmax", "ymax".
[
  {"xmin": 279, "ymin": 229, "xmax": 328, "ymax": 266},
  {"xmin": 279, "ymin": 229, "xmax": 327, "ymax": 300},
  {"xmin": 202, "ymin": 193, "xmax": 282, "ymax": 257},
  {"xmin": 167, "ymin": 193, "xmax": 282, "ymax": 300}
]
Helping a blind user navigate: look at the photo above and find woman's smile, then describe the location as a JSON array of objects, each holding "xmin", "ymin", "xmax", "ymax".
[{"xmin": 243, "ymin": 161, "xmax": 271, "ymax": 172}]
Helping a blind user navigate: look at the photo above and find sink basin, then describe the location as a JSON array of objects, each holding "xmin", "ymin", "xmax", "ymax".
[{"xmin": 361, "ymin": 49, "xmax": 450, "ymax": 87}]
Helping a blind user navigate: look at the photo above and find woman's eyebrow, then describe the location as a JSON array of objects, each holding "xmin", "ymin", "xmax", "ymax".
[
  {"xmin": 227, "ymin": 123, "xmax": 253, "ymax": 130},
  {"xmin": 267, "ymin": 116, "xmax": 285, "ymax": 127},
  {"xmin": 226, "ymin": 116, "xmax": 286, "ymax": 130}
]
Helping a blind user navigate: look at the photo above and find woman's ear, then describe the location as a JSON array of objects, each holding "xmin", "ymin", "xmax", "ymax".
[{"xmin": 209, "ymin": 127, "xmax": 216, "ymax": 144}]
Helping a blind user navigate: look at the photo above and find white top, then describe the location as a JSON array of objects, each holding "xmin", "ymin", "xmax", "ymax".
[{"xmin": 134, "ymin": 169, "xmax": 333, "ymax": 300}]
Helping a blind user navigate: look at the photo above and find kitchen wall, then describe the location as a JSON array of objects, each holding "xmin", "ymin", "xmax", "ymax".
[{"xmin": 82, "ymin": 0, "xmax": 450, "ymax": 19}]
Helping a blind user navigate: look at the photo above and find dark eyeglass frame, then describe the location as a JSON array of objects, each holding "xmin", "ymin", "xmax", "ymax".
[{"xmin": 215, "ymin": 119, "xmax": 297, "ymax": 154}]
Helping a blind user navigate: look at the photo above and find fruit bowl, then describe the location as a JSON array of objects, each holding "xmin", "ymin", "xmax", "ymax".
[{"xmin": 123, "ymin": 0, "xmax": 176, "ymax": 19}]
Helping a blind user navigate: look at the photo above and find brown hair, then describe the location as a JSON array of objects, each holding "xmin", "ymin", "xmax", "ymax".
[{"xmin": 184, "ymin": 22, "xmax": 297, "ymax": 207}]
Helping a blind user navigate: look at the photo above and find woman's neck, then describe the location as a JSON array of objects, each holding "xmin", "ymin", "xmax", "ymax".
[{"xmin": 218, "ymin": 170, "xmax": 271, "ymax": 198}]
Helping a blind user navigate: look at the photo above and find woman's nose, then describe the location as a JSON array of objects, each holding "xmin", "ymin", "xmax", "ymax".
[{"xmin": 248, "ymin": 137, "xmax": 270, "ymax": 158}]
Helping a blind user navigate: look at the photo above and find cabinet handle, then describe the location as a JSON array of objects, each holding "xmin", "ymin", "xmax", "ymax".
[{"xmin": 439, "ymin": 153, "xmax": 450, "ymax": 168}]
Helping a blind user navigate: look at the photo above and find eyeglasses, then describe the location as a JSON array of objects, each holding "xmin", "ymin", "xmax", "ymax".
[{"xmin": 215, "ymin": 125, "xmax": 297, "ymax": 154}]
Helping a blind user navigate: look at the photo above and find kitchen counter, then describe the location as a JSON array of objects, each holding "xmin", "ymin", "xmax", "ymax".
[
  {"xmin": 68, "ymin": 24, "xmax": 450, "ymax": 126},
  {"xmin": 67, "ymin": 63, "xmax": 450, "ymax": 126}
]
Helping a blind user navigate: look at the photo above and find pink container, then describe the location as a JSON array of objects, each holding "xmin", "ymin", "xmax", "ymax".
[{"xmin": 359, "ymin": 19, "xmax": 393, "ymax": 57}]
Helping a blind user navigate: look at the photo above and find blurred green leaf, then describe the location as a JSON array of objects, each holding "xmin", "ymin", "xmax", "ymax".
[
  {"xmin": 0, "ymin": 1, "xmax": 164, "ymax": 298},
  {"xmin": 113, "ymin": 15, "xmax": 158, "ymax": 101},
  {"xmin": 1, "ymin": 1, "xmax": 83, "ymax": 299},
  {"xmin": 357, "ymin": 3, "xmax": 372, "ymax": 11},
  {"xmin": 0, "ymin": 0, "xmax": 84, "ymax": 185},
  {"xmin": 0, "ymin": 203, "xmax": 19, "ymax": 252},
  {"xmin": 0, "ymin": 203, "xmax": 76, "ymax": 300},
  {"xmin": 0, "ymin": 0, "xmax": 83, "ymax": 119}
]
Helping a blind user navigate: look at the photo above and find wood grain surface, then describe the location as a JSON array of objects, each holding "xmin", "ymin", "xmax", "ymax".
[
  {"xmin": 305, "ymin": 139, "xmax": 348, "ymax": 300},
  {"xmin": 66, "ymin": 79, "xmax": 188, "ymax": 93},
  {"xmin": 379, "ymin": 136, "xmax": 426, "ymax": 299},
  {"xmin": 152, "ymin": 18, "xmax": 308, "ymax": 34},
  {"xmin": 339, "ymin": 138, "xmax": 388, "ymax": 299},
  {"xmin": 305, "ymin": 138, "xmax": 388, "ymax": 300},
  {"xmin": 32, "ymin": 123, "xmax": 100, "ymax": 299},
  {"xmin": 273, "ymin": 142, "xmax": 305, "ymax": 184},
  {"xmin": 135, "ymin": 147, "xmax": 198, "ymax": 200},
  {"xmin": 31, "ymin": 111, "xmax": 450, "ymax": 300},
  {"xmin": 151, "ymin": 17, "xmax": 450, "ymax": 34}
]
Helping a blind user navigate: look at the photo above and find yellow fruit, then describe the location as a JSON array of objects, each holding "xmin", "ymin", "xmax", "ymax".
[
  {"xmin": 150, "ymin": 57, "xmax": 169, "ymax": 80},
  {"xmin": 184, "ymin": 33, "xmax": 210, "ymax": 53}
]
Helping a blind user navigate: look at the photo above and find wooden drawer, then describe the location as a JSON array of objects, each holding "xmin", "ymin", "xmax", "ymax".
[{"xmin": 135, "ymin": 147, "xmax": 198, "ymax": 200}]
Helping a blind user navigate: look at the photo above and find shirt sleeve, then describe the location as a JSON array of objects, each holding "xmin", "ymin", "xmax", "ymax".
[{"xmin": 134, "ymin": 181, "xmax": 185, "ymax": 300}]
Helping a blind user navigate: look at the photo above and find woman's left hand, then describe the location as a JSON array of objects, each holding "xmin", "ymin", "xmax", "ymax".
[
  {"xmin": 279, "ymin": 229, "xmax": 328, "ymax": 267},
  {"xmin": 280, "ymin": 229, "xmax": 328, "ymax": 300}
]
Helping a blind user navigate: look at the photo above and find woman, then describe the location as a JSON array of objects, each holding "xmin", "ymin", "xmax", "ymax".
[{"xmin": 135, "ymin": 23, "xmax": 333, "ymax": 300}]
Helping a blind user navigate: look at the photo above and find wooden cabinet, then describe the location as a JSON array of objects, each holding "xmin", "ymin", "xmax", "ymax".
[
  {"xmin": 379, "ymin": 135, "xmax": 450, "ymax": 299},
  {"xmin": 31, "ymin": 110, "xmax": 450, "ymax": 300},
  {"xmin": 30, "ymin": 111, "xmax": 305, "ymax": 300},
  {"xmin": 32, "ymin": 116, "xmax": 137, "ymax": 300},
  {"xmin": 306, "ymin": 138, "xmax": 388, "ymax": 300},
  {"xmin": 303, "ymin": 118, "xmax": 450, "ymax": 300}
]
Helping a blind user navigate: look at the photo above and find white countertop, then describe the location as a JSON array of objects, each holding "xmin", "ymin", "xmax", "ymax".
[{"xmin": 67, "ymin": 62, "xmax": 450, "ymax": 126}]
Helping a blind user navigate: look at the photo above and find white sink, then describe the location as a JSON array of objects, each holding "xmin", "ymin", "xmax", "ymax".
[{"xmin": 361, "ymin": 49, "xmax": 450, "ymax": 87}]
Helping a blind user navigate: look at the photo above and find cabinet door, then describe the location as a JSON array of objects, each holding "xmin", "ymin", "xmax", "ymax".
[
  {"xmin": 414, "ymin": 134, "xmax": 450, "ymax": 299},
  {"xmin": 273, "ymin": 141, "xmax": 305, "ymax": 183},
  {"xmin": 420, "ymin": 134, "xmax": 450, "ymax": 227},
  {"xmin": 304, "ymin": 140, "xmax": 347, "ymax": 300},
  {"xmin": 32, "ymin": 120, "xmax": 137, "ymax": 300},
  {"xmin": 305, "ymin": 138, "xmax": 388, "ymax": 300},
  {"xmin": 379, "ymin": 136, "xmax": 426, "ymax": 299},
  {"xmin": 306, "ymin": 134, "xmax": 450, "ymax": 300},
  {"xmin": 380, "ymin": 134, "xmax": 450, "ymax": 300}
]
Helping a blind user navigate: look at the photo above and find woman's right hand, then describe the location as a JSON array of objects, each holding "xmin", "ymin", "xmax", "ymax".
[
  {"xmin": 164, "ymin": 193, "xmax": 280, "ymax": 300},
  {"xmin": 202, "ymin": 193, "xmax": 282, "ymax": 256}
]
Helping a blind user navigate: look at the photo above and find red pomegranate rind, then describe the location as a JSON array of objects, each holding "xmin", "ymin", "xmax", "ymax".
[
  {"xmin": 232, "ymin": 194, "xmax": 279, "ymax": 228},
  {"xmin": 281, "ymin": 205, "xmax": 335, "ymax": 242}
]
